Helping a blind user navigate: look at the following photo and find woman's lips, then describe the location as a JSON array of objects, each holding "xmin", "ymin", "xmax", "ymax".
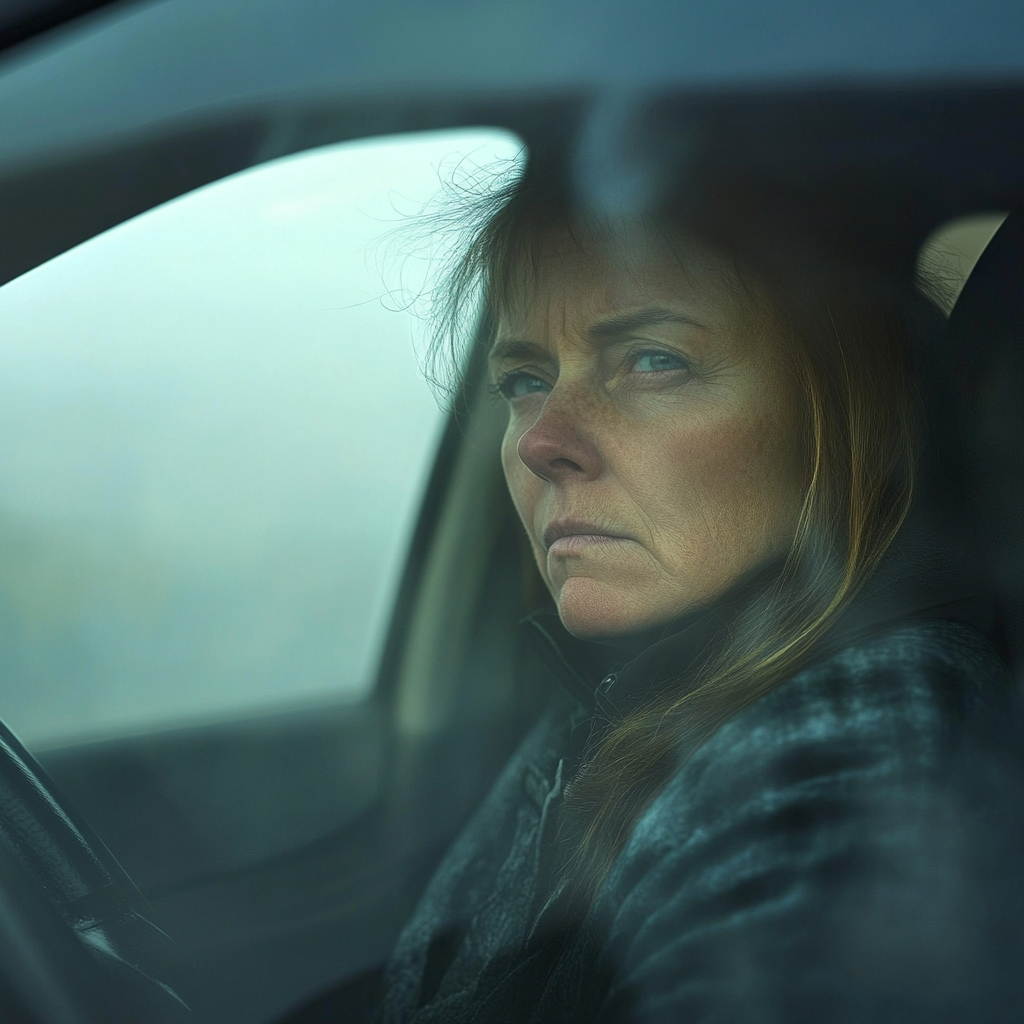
[
  {"xmin": 547, "ymin": 534, "xmax": 627, "ymax": 555},
  {"xmin": 543, "ymin": 521, "xmax": 630, "ymax": 554}
]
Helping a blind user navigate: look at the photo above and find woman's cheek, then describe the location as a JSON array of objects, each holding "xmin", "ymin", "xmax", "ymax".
[
  {"xmin": 501, "ymin": 432, "xmax": 524, "ymax": 507},
  {"xmin": 676, "ymin": 405, "xmax": 802, "ymax": 554},
  {"xmin": 501, "ymin": 429, "xmax": 546, "ymax": 555},
  {"xmin": 648, "ymin": 410, "xmax": 781, "ymax": 547}
]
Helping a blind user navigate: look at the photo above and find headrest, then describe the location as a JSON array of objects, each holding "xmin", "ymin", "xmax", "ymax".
[{"xmin": 945, "ymin": 213, "xmax": 1023, "ymax": 678}]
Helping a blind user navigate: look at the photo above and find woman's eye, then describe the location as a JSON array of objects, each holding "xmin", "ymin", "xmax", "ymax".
[
  {"xmin": 632, "ymin": 350, "xmax": 689, "ymax": 374},
  {"xmin": 496, "ymin": 371, "xmax": 551, "ymax": 400}
]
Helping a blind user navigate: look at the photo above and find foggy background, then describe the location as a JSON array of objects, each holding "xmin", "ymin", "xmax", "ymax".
[{"xmin": 0, "ymin": 127, "xmax": 522, "ymax": 746}]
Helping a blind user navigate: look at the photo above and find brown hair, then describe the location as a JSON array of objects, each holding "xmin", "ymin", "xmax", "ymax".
[{"xmin": 430, "ymin": 164, "xmax": 921, "ymax": 902}]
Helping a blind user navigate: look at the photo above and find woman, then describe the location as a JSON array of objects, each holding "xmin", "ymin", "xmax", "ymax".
[{"xmin": 379, "ymin": 167, "xmax": 1008, "ymax": 1023}]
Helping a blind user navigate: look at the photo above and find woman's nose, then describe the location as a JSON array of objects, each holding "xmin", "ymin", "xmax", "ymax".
[{"xmin": 515, "ymin": 395, "xmax": 602, "ymax": 482}]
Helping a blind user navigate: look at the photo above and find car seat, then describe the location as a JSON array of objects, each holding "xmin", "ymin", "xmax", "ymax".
[
  {"xmin": 941, "ymin": 211, "xmax": 1024, "ymax": 1022},
  {"xmin": 944, "ymin": 211, "xmax": 1022, "ymax": 684}
]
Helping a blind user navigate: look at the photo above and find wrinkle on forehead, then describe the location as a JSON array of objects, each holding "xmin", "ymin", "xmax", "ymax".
[{"xmin": 492, "ymin": 220, "xmax": 748, "ymax": 348}]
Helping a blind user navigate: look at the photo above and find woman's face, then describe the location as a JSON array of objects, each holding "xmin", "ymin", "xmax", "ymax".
[{"xmin": 491, "ymin": 228, "xmax": 808, "ymax": 638}]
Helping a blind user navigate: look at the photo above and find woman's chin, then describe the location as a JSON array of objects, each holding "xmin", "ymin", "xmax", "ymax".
[{"xmin": 555, "ymin": 577, "xmax": 652, "ymax": 639}]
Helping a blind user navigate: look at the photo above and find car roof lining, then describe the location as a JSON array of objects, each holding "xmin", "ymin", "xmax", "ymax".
[
  {"xmin": 2, "ymin": 85, "xmax": 1023, "ymax": 291},
  {"xmin": 0, "ymin": 0, "xmax": 129, "ymax": 55}
]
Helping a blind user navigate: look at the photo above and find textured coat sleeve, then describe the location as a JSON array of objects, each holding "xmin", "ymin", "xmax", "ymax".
[{"xmin": 570, "ymin": 621, "xmax": 1006, "ymax": 1024}]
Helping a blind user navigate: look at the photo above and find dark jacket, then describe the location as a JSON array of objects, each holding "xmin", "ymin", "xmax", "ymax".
[{"xmin": 381, "ymin": 539, "xmax": 1011, "ymax": 1023}]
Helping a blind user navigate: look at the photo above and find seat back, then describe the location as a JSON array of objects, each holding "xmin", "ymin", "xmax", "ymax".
[{"xmin": 945, "ymin": 212, "xmax": 1023, "ymax": 683}]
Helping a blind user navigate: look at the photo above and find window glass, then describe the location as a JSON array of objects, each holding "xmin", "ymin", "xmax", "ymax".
[
  {"xmin": 0, "ymin": 128, "xmax": 524, "ymax": 747},
  {"xmin": 916, "ymin": 212, "xmax": 1008, "ymax": 316}
]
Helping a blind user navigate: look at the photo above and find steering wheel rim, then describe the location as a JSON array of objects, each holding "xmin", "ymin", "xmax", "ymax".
[{"xmin": 0, "ymin": 718, "xmax": 191, "ymax": 1022}]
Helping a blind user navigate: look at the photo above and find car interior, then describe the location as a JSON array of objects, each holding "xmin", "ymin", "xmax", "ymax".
[{"xmin": 0, "ymin": 2, "xmax": 1021, "ymax": 1022}]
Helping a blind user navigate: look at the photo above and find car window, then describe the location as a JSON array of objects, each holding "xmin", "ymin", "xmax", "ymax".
[
  {"xmin": 916, "ymin": 211, "xmax": 1008, "ymax": 315},
  {"xmin": 0, "ymin": 127, "xmax": 523, "ymax": 748}
]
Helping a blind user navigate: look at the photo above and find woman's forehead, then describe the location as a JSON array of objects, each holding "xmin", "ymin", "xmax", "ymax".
[{"xmin": 493, "ymin": 225, "xmax": 740, "ymax": 337}]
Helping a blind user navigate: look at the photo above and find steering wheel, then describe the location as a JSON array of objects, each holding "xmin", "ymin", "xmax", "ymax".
[{"xmin": 0, "ymin": 718, "xmax": 192, "ymax": 1023}]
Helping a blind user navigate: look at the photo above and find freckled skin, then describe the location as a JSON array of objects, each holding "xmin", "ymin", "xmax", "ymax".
[{"xmin": 492, "ymin": 230, "xmax": 808, "ymax": 638}]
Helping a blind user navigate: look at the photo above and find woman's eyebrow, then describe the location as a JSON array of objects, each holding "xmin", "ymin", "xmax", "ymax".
[
  {"xmin": 588, "ymin": 306, "xmax": 711, "ymax": 339},
  {"xmin": 487, "ymin": 307, "xmax": 709, "ymax": 365},
  {"xmin": 488, "ymin": 339, "xmax": 549, "ymax": 366}
]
